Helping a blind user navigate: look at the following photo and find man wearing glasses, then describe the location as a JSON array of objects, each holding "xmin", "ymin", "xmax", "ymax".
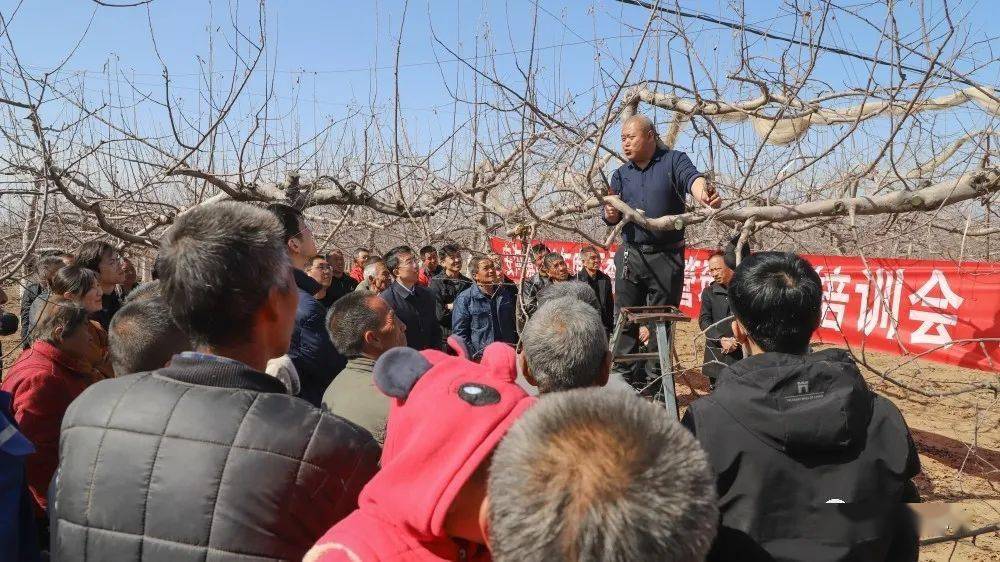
[{"xmin": 379, "ymin": 246, "xmax": 442, "ymax": 351}]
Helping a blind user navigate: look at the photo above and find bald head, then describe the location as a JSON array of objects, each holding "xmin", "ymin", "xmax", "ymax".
[
  {"xmin": 623, "ymin": 113, "xmax": 655, "ymax": 133},
  {"xmin": 621, "ymin": 114, "xmax": 658, "ymax": 166}
]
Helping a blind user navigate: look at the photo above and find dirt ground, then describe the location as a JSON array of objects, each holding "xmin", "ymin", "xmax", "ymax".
[{"xmin": 1, "ymin": 303, "xmax": 997, "ymax": 560}]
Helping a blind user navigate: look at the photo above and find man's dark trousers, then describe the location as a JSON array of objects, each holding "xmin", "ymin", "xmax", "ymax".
[{"xmin": 612, "ymin": 243, "xmax": 684, "ymax": 399}]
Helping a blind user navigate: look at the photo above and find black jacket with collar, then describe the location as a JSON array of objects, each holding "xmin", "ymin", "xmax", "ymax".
[
  {"xmin": 428, "ymin": 271, "xmax": 473, "ymax": 331},
  {"xmin": 698, "ymin": 281, "xmax": 743, "ymax": 380},
  {"xmin": 698, "ymin": 281, "xmax": 735, "ymax": 345},
  {"xmin": 320, "ymin": 274, "xmax": 359, "ymax": 308},
  {"xmin": 575, "ymin": 268, "xmax": 614, "ymax": 331},
  {"xmin": 380, "ymin": 281, "xmax": 443, "ymax": 351},
  {"xmin": 682, "ymin": 349, "xmax": 920, "ymax": 562},
  {"xmin": 516, "ymin": 273, "xmax": 550, "ymax": 327},
  {"xmin": 51, "ymin": 354, "xmax": 381, "ymax": 562}
]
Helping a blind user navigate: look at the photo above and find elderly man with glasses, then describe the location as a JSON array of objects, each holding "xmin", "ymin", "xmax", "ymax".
[{"xmin": 379, "ymin": 245, "xmax": 442, "ymax": 351}]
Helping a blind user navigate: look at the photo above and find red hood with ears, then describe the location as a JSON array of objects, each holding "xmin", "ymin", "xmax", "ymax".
[{"xmin": 307, "ymin": 337, "xmax": 534, "ymax": 562}]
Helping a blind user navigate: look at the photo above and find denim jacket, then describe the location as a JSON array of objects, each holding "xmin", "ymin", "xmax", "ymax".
[{"xmin": 451, "ymin": 284, "xmax": 518, "ymax": 360}]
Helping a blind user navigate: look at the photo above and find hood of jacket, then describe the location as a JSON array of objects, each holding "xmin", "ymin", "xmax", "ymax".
[
  {"xmin": 711, "ymin": 348, "xmax": 874, "ymax": 455},
  {"xmin": 359, "ymin": 338, "xmax": 534, "ymax": 548}
]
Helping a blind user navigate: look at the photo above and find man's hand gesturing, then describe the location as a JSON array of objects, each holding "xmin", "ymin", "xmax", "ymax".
[{"xmin": 691, "ymin": 177, "xmax": 722, "ymax": 209}]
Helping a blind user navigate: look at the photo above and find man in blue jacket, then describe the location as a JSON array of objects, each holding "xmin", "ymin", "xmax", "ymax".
[
  {"xmin": 0, "ymin": 390, "xmax": 40, "ymax": 562},
  {"xmin": 268, "ymin": 204, "xmax": 347, "ymax": 406},
  {"xmin": 602, "ymin": 114, "xmax": 721, "ymax": 398},
  {"xmin": 452, "ymin": 256, "xmax": 517, "ymax": 360}
]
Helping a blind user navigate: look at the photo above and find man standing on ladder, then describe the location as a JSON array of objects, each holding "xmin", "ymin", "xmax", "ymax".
[{"xmin": 603, "ymin": 114, "xmax": 722, "ymax": 399}]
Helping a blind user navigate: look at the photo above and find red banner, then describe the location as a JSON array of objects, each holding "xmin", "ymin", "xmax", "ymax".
[{"xmin": 490, "ymin": 237, "xmax": 1000, "ymax": 372}]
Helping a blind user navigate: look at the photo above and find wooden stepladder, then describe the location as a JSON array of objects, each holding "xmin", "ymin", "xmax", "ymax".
[{"xmin": 609, "ymin": 306, "xmax": 691, "ymax": 419}]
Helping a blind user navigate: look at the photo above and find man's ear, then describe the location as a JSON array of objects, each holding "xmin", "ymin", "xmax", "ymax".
[
  {"xmin": 260, "ymin": 282, "xmax": 289, "ymax": 324},
  {"xmin": 479, "ymin": 494, "xmax": 492, "ymax": 552},
  {"xmin": 51, "ymin": 326, "xmax": 65, "ymax": 345},
  {"xmin": 733, "ymin": 319, "xmax": 751, "ymax": 348},
  {"xmin": 596, "ymin": 350, "xmax": 611, "ymax": 387},
  {"xmin": 518, "ymin": 353, "xmax": 538, "ymax": 388}
]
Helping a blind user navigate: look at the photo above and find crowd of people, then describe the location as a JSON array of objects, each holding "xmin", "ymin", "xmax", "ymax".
[{"xmin": 0, "ymin": 113, "xmax": 923, "ymax": 562}]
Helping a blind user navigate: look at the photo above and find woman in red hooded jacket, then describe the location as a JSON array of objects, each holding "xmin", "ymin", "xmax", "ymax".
[{"xmin": 1, "ymin": 302, "xmax": 99, "ymax": 543}]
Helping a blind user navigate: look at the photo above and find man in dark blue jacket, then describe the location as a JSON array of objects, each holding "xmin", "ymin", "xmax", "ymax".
[
  {"xmin": 602, "ymin": 114, "xmax": 721, "ymax": 397},
  {"xmin": 0, "ymin": 390, "xmax": 40, "ymax": 562},
  {"xmin": 380, "ymin": 245, "xmax": 442, "ymax": 351},
  {"xmin": 452, "ymin": 256, "xmax": 517, "ymax": 360},
  {"xmin": 268, "ymin": 204, "xmax": 346, "ymax": 406}
]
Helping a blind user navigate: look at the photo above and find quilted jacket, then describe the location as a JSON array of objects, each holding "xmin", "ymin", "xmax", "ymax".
[{"xmin": 50, "ymin": 353, "xmax": 381, "ymax": 561}]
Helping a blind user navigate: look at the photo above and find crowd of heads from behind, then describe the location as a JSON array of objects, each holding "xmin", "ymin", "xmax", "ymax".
[{"xmin": 0, "ymin": 197, "xmax": 921, "ymax": 562}]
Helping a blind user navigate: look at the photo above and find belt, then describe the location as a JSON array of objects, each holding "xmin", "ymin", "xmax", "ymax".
[{"xmin": 625, "ymin": 240, "xmax": 686, "ymax": 253}]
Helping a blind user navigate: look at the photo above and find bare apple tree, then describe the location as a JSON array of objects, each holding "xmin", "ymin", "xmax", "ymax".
[{"xmin": 0, "ymin": 0, "xmax": 997, "ymax": 548}]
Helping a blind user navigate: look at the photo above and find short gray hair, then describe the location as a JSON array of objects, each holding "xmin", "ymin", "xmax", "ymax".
[
  {"xmin": 36, "ymin": 255, "xmax": 68, "ymax": 289},
  {"xmin": 158, "ymin": 201, "xmax": 291, "ymax": 347},
  {"xmin": 327, "ymin": 291, "xmax": 382, "ymax": 358},
  {"xmin": 521, "ymin": 296, "xmax": 607, "ymax": 393},
  {"xmin": 488, "ymin": 388, "xmax": 718, "ymax": 562},
  {"xmin": 124, "ymin": 280, "xmax": 161, "ymax": 303},
  {"xmin": 363, "ymin": 260, "xmax": 382, "ymax": 280},
  {"xmin": 536, "ymin": 280, "xmax": 600, "ymax": 312}
]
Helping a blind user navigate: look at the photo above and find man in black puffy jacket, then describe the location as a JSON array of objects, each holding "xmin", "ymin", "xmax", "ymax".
[
  {"xmin": 51, "ymin": 202, "xmax": 380, "ymax": 562},
  {"xmin": 268, "ymin": 203, "xmax": 347, "ymax": 407},
  {"xmin": 682, "ymin": 252, "xmax": 920, "ymax": 562}
]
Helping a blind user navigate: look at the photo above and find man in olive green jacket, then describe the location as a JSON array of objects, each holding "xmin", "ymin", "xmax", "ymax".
[{"xmin": 322, "ymin": 291, "xmax": 406, "ymax": 444}]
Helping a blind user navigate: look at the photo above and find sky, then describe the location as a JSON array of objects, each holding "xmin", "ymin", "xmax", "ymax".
[{"xmin": 3, "ymin": 0, "xmax": 997, "ymax": 169}]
